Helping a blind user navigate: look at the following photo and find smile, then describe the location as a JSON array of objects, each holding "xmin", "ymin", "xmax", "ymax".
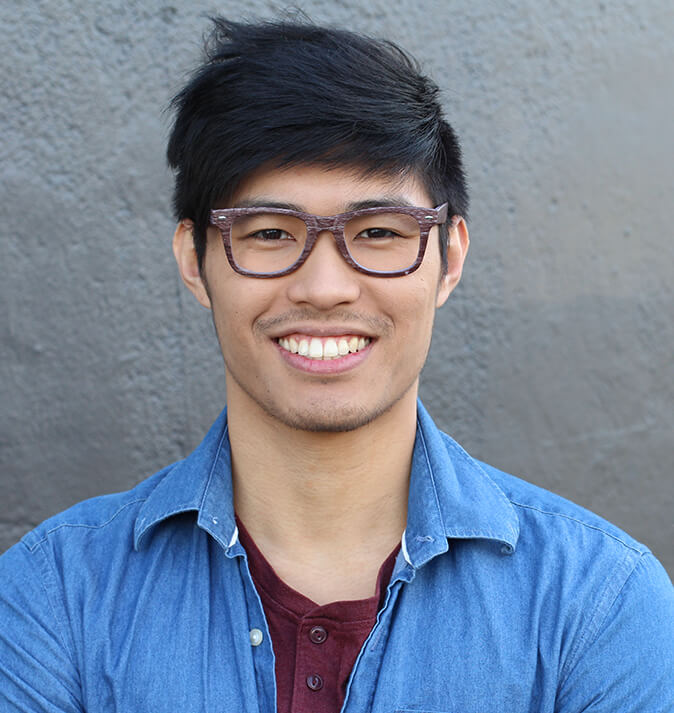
[{"xmin": 277, "ymin": 335, "xmax": 371, "ymax": 360}]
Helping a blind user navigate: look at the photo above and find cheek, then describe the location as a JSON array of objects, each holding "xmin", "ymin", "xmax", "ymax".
[
  {"xmin": 382, "ymin": 280, "xmax": 438, "ymax": 339},
  {"xmin": 408, "ymin": 274, "xmax": 440, "ymax": 315},
  {"xmin": 208, "ymin": 278, "xmax": 279, "ymax": 348}
]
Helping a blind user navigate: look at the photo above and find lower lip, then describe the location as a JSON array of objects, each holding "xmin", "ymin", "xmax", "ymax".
[{"xmin": 274, "ymin": 340, "xmax": 374, "ymax": 374}]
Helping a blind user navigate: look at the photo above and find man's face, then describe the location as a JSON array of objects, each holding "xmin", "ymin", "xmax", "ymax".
[{"xmin": 176, "ymin": 164, "xmax": 468, "ymax": 432}]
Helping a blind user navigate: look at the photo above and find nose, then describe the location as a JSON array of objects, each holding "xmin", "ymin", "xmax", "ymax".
[{"xmin": 285, "ymin": 230, "xmax": 361, "ymax": 309}]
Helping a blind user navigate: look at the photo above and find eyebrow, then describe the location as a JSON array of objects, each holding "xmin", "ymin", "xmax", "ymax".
[{"xmin": 231, "ymin": 196, "xmax": 420, "ymax": 212}]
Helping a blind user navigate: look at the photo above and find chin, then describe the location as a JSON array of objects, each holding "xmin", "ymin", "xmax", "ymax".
[
  {"xmin": 245, "ymin": 387, "xmax": 409, "ymax": 433},
  {"xmin": 226, "ymin": 366, "xmax": 417, "ymax": 434},
  {"xmin": 269, "ymin": 402, "xmax": 383, "ymax": 433}
]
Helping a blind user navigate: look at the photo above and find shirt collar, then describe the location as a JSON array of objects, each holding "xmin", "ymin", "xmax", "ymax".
[
  {"xmin": 402, "ymin": 401, "xmax": 519, "ymax": 567},
  {"xmin": 134, "ymin": 401, "xmax": 520, "ymax": 563},
  {"xmin": 134, "ymin": 409, "xmax": 238, "ymax": 552}
]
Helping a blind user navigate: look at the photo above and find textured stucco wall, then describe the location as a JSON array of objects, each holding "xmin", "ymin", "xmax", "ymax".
[{"xmin": 2, "ymin": 1, "xmax": 672, "ymax": 575}]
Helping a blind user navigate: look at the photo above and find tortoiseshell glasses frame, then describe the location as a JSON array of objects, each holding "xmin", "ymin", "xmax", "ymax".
[{"xmin": 209, "ymin": 203, "xmax": 451, "ymax": 278}]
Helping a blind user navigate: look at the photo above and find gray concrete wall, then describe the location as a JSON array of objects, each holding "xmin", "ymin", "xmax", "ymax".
[{"xmin": 2, "ymin": 1, "xmax": 672, "ymax": 576}]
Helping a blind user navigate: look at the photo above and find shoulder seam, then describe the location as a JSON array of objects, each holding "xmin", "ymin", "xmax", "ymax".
[
  {"xmin": 26, "ymin": 537, "xmax": 83, "ymax": 691},
  {"xmin": 23, "ymin": 497, "xmax": 148, "ymax": 552},
  {"xmin": 559, "ymin": 550, "xmax": 650, "ymax": 687},
  {"xmin": 508, "ymin": 499, "xmax": 648, "ymax": 555}
]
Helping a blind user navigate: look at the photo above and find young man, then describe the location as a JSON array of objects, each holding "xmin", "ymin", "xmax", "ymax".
[{"xmin": 1, "ymin": 18, "xmax": 672, "ymax": 713}]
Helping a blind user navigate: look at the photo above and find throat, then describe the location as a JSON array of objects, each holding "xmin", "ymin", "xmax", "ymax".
[
  {"xmin": 238, "ymin": 512, "xmax": 402, "ymax": 605},
  {"xmin": 230, "ymin": 431, "xmax": 412, "ymax": 597},
  {"xmin": 226, "ymin": 377, "xmax": 418, "ymax": 596}
]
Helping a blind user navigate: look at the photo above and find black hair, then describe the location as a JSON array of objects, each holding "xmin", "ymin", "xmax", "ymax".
[{"xmin": 167, "ymin": 17, "xmax": 468, "ymax": 271}]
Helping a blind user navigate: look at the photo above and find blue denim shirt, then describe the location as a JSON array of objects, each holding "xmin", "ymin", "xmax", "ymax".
[{"xmin": 1, "ymin": 402, "xmax": 673, "ymax": 712}]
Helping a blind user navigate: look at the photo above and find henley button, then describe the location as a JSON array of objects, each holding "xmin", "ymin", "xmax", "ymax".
[
  {"xmin": 306, "ymin": 674, "xmax": 324, "ymax": 691},
  {"xmin": 249, "ymin": 628, "xmax": 263, "ymax": 646},
  {"xmin": 309, "ymin": 625, "xmax": 328, "ymax": 644}
]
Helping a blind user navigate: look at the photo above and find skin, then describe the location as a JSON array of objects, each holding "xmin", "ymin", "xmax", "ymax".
[{"xmin": 174, "ymin": 163, "xmax": 469, "ymax": 603}]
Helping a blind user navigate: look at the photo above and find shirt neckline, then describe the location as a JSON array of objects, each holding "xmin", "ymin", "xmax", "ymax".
[{"xmin": 236, "ymin": 514, "xmax": 399, "ymax": 622}]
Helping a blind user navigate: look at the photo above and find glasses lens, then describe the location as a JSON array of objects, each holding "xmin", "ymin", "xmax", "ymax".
[
  {"xmin": 344, "ymin": 212, "xmax": 421, "ymax": 272},
  {"xmin": 230, "ymin": 212, "xmax": 307, "ymax": 274}
]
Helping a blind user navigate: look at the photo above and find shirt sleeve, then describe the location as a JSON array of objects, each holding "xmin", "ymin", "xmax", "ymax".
[
  {"xmin": 555, "ymin": 552, "xmax": 674, "ymax": 713},
  {"xmin": 0, "ymin": 540, "xmax": 84, "ymax": 712}
]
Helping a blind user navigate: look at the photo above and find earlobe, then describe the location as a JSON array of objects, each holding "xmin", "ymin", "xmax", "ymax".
[
  {"xmin": 172, "ymin": 221, "xmax": 212, "ymax": 309},
  {"xmin": 436, "ymin": 217, "xmax": 469, "ymax": 308},
  {"xmin": 436, "ymin": 272, "xmax": 452, "ymax": 308}
]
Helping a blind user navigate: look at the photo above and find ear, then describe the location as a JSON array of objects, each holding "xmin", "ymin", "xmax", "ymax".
[
  {"xmin": 173, "ymin": 221, "xmax": 212, "ymax": 309},
  {"xmin": 436, "ymin": 217, "xmax": 470, "ymax": 308}
]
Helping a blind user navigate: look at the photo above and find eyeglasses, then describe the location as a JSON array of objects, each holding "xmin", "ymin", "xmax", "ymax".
[{"xmin": 209, "ymin": 203, "xmax": 450, "ymax": 278}]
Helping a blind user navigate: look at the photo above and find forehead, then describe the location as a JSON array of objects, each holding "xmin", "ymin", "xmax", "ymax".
[{"xmin": 228, "ymin": 163, "xmax": 433, "ymax": 213}]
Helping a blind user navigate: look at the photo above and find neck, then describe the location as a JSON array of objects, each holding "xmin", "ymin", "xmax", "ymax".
[{"xmin": 225, "ymin": 382, "xmax": 418, "ymax": 602}]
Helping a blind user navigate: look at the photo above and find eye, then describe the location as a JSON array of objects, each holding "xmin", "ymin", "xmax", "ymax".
[
  {"xmin": 355, "ymin": 227, "xmax": 402, "ymax": 240},
  {"xmin": 348, "ymin": 213, "xmax": 420, "ymax": 242},
  {"xmin": 248, "ymin": 229, "xmax": 294, "ymax": 241}
]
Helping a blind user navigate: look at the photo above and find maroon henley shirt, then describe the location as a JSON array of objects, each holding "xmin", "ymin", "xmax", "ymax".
[{"xmin": 237, "ymin": 517, "xmax": 399, "ymax": 713}]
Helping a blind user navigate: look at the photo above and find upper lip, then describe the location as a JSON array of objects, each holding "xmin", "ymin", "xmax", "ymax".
[{"xmin": 268, "ymin": 325, "xmax": 376, "ymax": 339}]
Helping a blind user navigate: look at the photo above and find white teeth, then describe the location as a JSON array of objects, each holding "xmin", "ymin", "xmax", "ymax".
[
  {"xmin": 309, "ymin": 338, "xmax": 323, "ymax": 358},
  {"xmin": 278, "ymin": 336, "xmax": 371, "ymax": 359},
  {"xmin": 323, "ymin": 338, "xmax": 339, "ymax": 358}
]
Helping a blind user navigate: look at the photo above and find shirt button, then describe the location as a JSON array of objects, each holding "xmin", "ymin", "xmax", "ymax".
[
  {"xmin": 249, "ymin": 628, "xmax": 263, "ymax": 646},
  {"xmin": 309, "ymin": 625, "xmax": 328, "ymax": 644},
  {"xmin": 306, "ymin": 674, "xmax": 324, "ymax": 691}
]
